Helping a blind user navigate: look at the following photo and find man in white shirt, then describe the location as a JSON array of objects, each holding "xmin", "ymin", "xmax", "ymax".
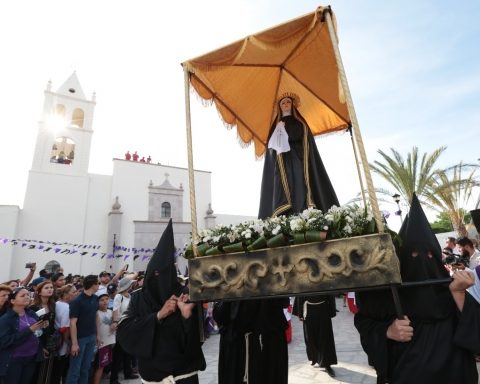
[{"xmin": 457, "ymin": 237, "xmax": 480, "ymax": 269}]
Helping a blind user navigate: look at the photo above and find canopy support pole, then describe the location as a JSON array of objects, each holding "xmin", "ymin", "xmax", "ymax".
[
  {"xmin": 183, "ymin": 66, "xmax": 205, "ymax": 342},
  {"xmin": 183, "ymin": 67, "xmax": 199, "ymax": 255},
  {"xmin": 324, "ymin": 8, "xmax": 384, "ymax": 233},
  {"xmin": 348, "ymin": 127, "xmax": 367, "ymax": 207}
]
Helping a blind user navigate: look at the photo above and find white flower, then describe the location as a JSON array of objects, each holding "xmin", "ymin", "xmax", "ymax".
[
  {"xmin": 272, "ymin": 225, "xmax": 282, "ymax": 235},
  {"xmin": 323, "ymin": 225, "xmax": 329, "ymax": 231},
  {"xmin": 325, "ymin": 214, "xmax": 334, "ymax": 222}
]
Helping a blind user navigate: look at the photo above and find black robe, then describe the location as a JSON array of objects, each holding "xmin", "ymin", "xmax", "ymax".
[
  {"xmin": 117, "ymin": 290, "xmax": 206, "ymax": 382},
  {"xmin": 453, "ymin": 292, "xmax": 480, "ymax": 354},
  {"xmin": 213, "ymin": 301, "xmax": 262, "ymax": 384},
  {"xmin": 258, "ymin": 114, "xmax": 339, "ymax": 219},
  {"xmin": 355, "ymin": 287, "xmax": 478, "ymax": 384},
  {"xmin": 244, "ymin": 109, "xmax": 338, "ymax": 383},
  {"xmin": 293, "ymin": 295, "xmax": 337, "ymax": 368}
]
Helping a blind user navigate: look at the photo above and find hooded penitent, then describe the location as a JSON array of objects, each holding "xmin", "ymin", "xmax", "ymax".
[
  {"xmin": 117, "ymin": 218, "xmax": 206, "ymax": 381},
  {"xmin": 143, "ymin": 218, "xmax": 182, "ymax": 310},
  {"xmin": 354, "ymin": 193, "xmax": 478, "ymax": 384}
]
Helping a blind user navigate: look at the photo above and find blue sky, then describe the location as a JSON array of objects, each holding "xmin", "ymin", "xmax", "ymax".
[{"xmin": 0, "ymin": 0, "xmax": 478, "ymax": 229}]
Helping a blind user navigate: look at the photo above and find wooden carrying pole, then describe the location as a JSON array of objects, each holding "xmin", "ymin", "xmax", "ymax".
[{"xmin": 324, "ymin": 8, "xmax": 384, "ymax": 233}]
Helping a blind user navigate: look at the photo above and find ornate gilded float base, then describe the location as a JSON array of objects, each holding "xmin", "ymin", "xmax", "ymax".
[{"xmin": 188, "ymin": 233, "xmax": 401, "ymax": 301}]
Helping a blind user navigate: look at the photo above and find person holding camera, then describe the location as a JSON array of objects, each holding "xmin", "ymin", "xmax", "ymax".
[
  {"xmin": 29, "ymin": 280, "xmax": 58, "ymax": 384},
  {"xmin": 0, "ymin": 287, "xmax": 48, "ymax": 383}
]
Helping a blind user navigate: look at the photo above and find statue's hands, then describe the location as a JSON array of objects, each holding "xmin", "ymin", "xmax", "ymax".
[
  {"xmin": 157, "ymin": 295, "xmax": 177, "ymax": 320},
  {"xmin": 177, "ymin": 294, "xmax": 194, "ymax": 319},
  {"xmin": 386, "ymin": 316, "xmax": 413, "ymax": 342}
]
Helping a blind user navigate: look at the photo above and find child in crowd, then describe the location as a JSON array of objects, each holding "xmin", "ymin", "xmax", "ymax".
[{"xmin": 93, "ymin": 293, "xmax": 116, "ymax": 384}]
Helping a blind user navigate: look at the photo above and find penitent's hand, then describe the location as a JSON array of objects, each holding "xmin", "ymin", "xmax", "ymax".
[
  {"xmin": 386, "ymin": 316, "xmax": 413, "ymax": 342},
  {"xmin": 450, "ymin": 270, "xmax": 475, "ymax": 293},
  {"xmin": 177, "ymin": 294, "xmax": 195, "ymax": 319},
  {"xmin": 157, "ymin": 295, "xmax": 177, "ymax": 320}
]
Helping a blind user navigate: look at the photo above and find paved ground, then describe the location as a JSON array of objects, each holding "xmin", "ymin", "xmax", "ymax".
[{"xmin": 111, "ymin": 297, "xmax": 479, "ymax": 383}]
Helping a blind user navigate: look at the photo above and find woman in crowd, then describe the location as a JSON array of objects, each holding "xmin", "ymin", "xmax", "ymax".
[
  {"xmin": 30, "ymin": 280, "xmax": 58, "ymax": 384},
  {"xmin": 0, "ymin": 287, "xmax": 47, "ymax": 383},
  {"xmin": 51, "ymin": 283, "xmax": 77, "ymax": 384},
  {"xmin": 2, "ymin": 263, "xmax": 36, "ymax": 290},
  {"xmin": 0, "ymin": 285, "xmax": 12, "ymax": 318},
  {"xmin": 93, "ymin": 293, "xmax": 116, "ymax": 384},
  {"xmin": 4, "ymin": 280, "xmax": 20, "ymax": 290}
]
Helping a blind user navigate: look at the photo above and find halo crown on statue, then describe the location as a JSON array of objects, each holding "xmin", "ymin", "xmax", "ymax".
[{"xmin": 278, "ymin": 92, "xmax": 300, "ymax": 108}]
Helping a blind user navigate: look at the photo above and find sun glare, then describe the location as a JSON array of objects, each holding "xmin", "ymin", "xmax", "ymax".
[{"xmin": 46, "ymin": 114, "xmax": 66, "ymax": 134}]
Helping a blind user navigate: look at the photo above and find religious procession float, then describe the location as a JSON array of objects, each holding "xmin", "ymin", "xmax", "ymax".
[{"xmin": 181, "ymin": 6, "xmax": 401, "ymax": 302}]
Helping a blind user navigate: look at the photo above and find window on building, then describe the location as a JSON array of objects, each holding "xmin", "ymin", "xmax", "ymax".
[
  {"xmin": 50, "ymin": 136, "xmax": 75, "ymax": 165},
  {"xmin": 71, "ymin": 108, "xmax": 84, "ymax": 128},
  {"xmin": 55, "ymin": 104, "xmax": 66, "ymax": 117},
  {"xmin": 161, "ymin": 202, "xmax": 171, "ymax": 218}
]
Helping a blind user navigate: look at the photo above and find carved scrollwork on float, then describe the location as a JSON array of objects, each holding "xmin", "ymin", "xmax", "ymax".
[
  {"xmin": 190, "ymin": 260, "xmax": 268, "ymax": 292},
  {"xmin": 188, "ymin": 233, "xmax": 401, "ymax": 301}
]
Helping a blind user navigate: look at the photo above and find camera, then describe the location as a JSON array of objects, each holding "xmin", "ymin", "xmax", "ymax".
[
  {"xmin": 25, "ymin": 262, "xmax": 36, "ymax": 269},
  {"xmin": 35, "ymin": 308, "xmax": 49, "ymax": 322}
]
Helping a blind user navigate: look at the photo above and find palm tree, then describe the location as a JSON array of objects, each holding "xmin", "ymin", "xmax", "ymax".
[
  {"xmin": 369, "ymin": 146, "xmax": 446, "ymax": 204},
  {"xmin": 426, "ymin": 163, "xmax": 479, "ymax": 237},
  {"xmin": 369, "ymin": 146, "xmax": 479, "ymax": 236}
]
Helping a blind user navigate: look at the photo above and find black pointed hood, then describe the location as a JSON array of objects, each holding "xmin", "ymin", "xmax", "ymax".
[
  {"xmin": 398, "ymin": 193, "xmax": 448, "ymax": 282},
  {"xmin": 144, "ymin": 219, "xmax": 182, "ymax": 309},
  {"xmin": 397, "ymin": 193, "xmax": 452, "ymax": 319}
]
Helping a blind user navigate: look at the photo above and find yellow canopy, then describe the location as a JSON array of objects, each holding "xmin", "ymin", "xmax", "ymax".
[{"xmin": 182, "ymin": 6, "xmax": 350, "ymax": 158}]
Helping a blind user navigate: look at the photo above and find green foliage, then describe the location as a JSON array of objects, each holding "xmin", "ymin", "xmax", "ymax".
[{"xmin": 369, "ymin": 146, "xmax": 479, "ymax": 237}]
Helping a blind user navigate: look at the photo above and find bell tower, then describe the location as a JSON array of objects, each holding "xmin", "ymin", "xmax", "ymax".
[{"xmin": 31, "ymin": 72, "xmax": 96, "ymax": 175}]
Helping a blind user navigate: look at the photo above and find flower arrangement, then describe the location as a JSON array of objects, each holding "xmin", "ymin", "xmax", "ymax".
[
  {"xmin": 301, "ymin": 207, "xmax": 330, "ymax": 232},
  {"xmin": 183, "ymin": 205, "xmax": 377, "ymax": 258}
]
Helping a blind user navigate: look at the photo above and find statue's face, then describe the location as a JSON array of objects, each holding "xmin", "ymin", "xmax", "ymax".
[{"xmin": 279, "ymin": 97, "xmax": 292, "ymax": 115}]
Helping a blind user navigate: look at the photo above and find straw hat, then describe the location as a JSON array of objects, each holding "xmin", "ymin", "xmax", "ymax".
[{"xmin": 117, "ymin": 277, "xmax": 134, "ymax": 294}]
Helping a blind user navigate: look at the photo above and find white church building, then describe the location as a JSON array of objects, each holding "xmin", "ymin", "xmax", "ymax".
[{"xmin": 0, "ymin": 73, "xmax": 253, "ymax": 282}]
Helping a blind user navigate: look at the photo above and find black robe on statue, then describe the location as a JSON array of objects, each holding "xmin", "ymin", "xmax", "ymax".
[
  {"xmin": 258, "ymin": 113, "xmax": 339, "ymax": 219},
  {"xmin": 293, "ymin": 295, "xmax": 337, "ymax": 368},
  {"xmin": 117, "ymin": 219, "xmax": 206, "ymax": 382},
  {"xmin": 354, "ymin": 194, "xmax": 478, "ymax": 384}
]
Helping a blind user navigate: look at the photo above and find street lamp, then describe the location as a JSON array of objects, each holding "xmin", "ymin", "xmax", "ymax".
[{"xmin": 392, "ymin": 193, "xmax": 403, "ymax": 224}]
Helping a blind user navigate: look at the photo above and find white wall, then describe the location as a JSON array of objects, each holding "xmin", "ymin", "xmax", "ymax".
[{"xmin": 12, "ymin": 170, "xmax": 111, "ymax": 278}]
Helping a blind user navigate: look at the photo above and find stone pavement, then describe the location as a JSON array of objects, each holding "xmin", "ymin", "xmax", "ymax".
[{"xmin": 112, "ymin": 297, "xmax": 479, "ymax": 383}]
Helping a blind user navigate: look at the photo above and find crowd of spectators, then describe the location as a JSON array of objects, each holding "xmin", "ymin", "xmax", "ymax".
[
  {"xmin": 442, "ymin": 236, "xmax": 480, "ymax": 271},
  {"xmin": 0, "ymin": 263, "xmax": 146, "ymax": 384}
]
